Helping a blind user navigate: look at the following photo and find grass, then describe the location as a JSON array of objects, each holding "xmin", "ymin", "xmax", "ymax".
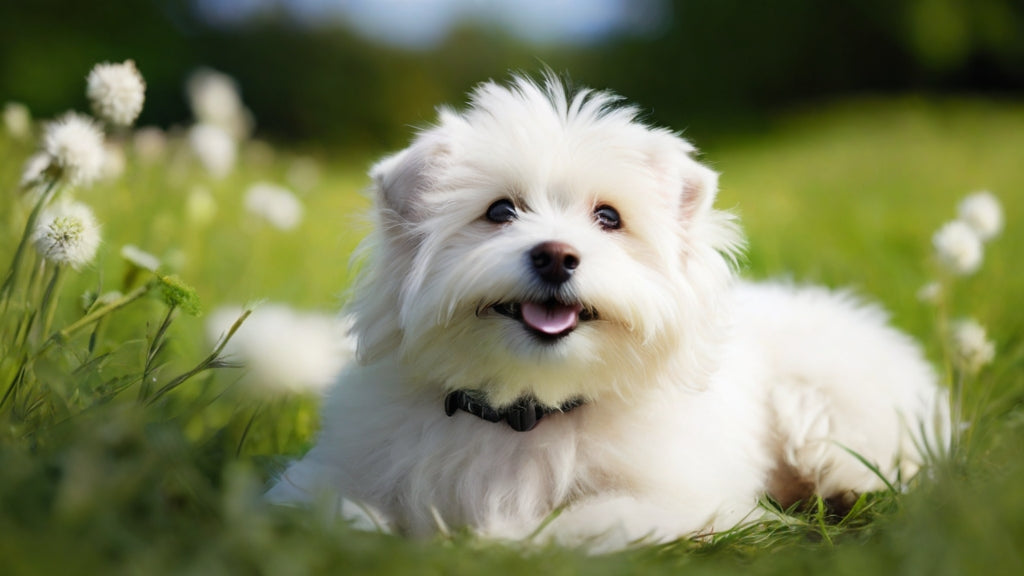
[{"xmin": 1, "ymin": 95, "xmax": 1023, "ymax": 575}]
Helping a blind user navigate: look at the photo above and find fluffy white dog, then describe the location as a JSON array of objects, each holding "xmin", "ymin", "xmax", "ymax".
[{"xmin": 267, "ymin": 74, "xmax": 948, "ymax": 550}]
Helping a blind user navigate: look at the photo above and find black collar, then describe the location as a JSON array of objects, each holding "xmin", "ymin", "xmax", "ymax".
[{"xmin": 444, "ymin": 390, "xmax": 584, "ymax": 432}]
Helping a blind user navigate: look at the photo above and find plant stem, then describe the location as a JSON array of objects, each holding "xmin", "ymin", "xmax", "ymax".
[
  {"xmin": 0, "ymin": 356, "xmax": 30, "ymax": 413},
  {"xmin": 12, "ymin": 259, "xmax": 46, "ymax": 345},
  {"xmin": 145, "ymin": 308, "xmax": 251, "ymax": 406},
  {"xmin": 13, "ymin": 261, "xmax": 47, "ymax": 353},
  {"xmin": 236, "ymin": 403, "xmax": 262, "ymax": 457},
  {"xmin": 36, "ymin": 280, "xmax": 156, "ymax": 358},
  {"xmin": 951, "ymin": 370, "xmax": 966, "ymax": 457},
  {"xmin": 38, "ymin": 264, "xmax": 65, "ymax": 342},
  {"xmin": 139, "ymin": 304, "xmax": 177, "ymax": 400},
  {"xmin": 0, "ymin": 179, "xmax": 59, "ymax": 314}
]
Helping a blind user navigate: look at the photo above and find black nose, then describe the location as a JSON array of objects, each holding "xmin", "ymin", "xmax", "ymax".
[{"xmin": 529, "ymin": 241, "xmax": 580, "ymax": 285}]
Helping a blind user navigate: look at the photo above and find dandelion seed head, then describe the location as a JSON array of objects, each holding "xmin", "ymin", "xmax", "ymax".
[
  {"xmin": 188, "ymin": 123, "xmax": 236, "ymax": 179},
  {"xmin": 86, "ymin": 60, "xmax": 146, "ymax": 126},
  {"xmin": 917, "ymin": 281, "xmax": 942, "ymax": 305},
  {"xmin": 132, "ymin": 126, "xmax": 167, "ymax": 163},
  {"xmin": 206, "ymin": 304, "xmax": 350, "ymax": 396},
  {"xmin": 43, "ymin": 112, "xmax": 106, "ymax": 187},
  {"xmin": 244, "ymin": 182, "xmax": 304, "ymax": 231},
  {"xmin": 186, "ymin": 68, "xmax": 252, "ymax": 139},
  {"xmin": 186, "ymin": 186, "xmax": 217, "ymax": 226},
  {"xmin": 950, "ymin": 318, "xmax": 995, "ymax": 374},
  {"xmin": 957, "ymin": 191, "xmax": 1003, "ymax": 242},
  {"xmin": 3, "ymin": 101, "xmax": 32, "ymax": 139},
  {"xmin": 20, "ymin": 152, "xmax": 52, "ymax": 190},
  {"xmin": 120, "ymin": 244, "xmax": 160, "ymax": 272},
  {"xmin": 101, "ymin": 142, "xmax": 126, "ymax": 181},
  {"xmin": 32, "ymin": 201, "xmax": 101, "ymax": 269},
  {"xmin": 287, "ymin": 156, "xmax": 321, "ymax": 191},
  {"xmin": 932, "ymin": 220, "xmax": 983, "ymax": 276}
]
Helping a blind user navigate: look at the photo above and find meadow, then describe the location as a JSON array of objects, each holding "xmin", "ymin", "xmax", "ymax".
[{"xmin": 1, "ymin": 80, "xmax": 1022, "ymax": 575}]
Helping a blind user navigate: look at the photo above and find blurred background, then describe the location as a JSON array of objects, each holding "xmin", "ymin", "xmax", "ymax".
[{"xmin": 4, "ymin": 0, "xmax": 1023, "ymax": 153}]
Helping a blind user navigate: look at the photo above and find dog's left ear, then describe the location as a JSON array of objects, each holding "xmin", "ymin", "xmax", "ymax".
[
  {"xmin": 648, "ymin": 133, "xmax": 720, "ymax": 223},
  {"xmin": 369, "ymin": 130, "xmax": 451, "ymax": 221},
  {"xmin": 678, "ymin": 153, "xmax": 719, "ymax": 223}
]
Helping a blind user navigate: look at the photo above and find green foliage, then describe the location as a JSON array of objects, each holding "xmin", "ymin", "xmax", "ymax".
[
  {"xmin": 158, "ymin": 274, "xmax": 202, "ymax": 316},
  {"xmin": 1, "ymin": 97, "xmax": 1023, "ymax": 575},
  {"xmin": 3, "ymin": 1, "xmax": 1021, "ymax": 148}
]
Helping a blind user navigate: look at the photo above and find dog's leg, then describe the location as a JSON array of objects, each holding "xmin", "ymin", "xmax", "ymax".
[
  {"xmin": 754, "ymin": 286, "xmax": 949, "ymax": 509},
  {"xmin": 538, "ymin": 492, "xmax": 755, "ymax": 552},
  {"xmin": 267, "ymin": 458, "xmax": 394, "ymax": 533}
]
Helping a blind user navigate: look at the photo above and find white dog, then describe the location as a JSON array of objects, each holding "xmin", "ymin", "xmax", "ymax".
[{"xmin": 267, "ymin": 74, "xmax": 948, "ymax": 550}]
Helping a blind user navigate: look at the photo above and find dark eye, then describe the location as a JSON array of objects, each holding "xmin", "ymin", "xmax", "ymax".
[
  {"xmin": 486, "ymin": 199, "xmax": 517, "ymax": 223},
  {"xmin": 594, "ymin": 205, "xmax": 621, "ymax": 231}
]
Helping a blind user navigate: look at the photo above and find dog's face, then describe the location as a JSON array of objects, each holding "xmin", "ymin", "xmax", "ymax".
[{"xmin": 352, "ymin": 76, "xmax": 741, "ymax": 408}]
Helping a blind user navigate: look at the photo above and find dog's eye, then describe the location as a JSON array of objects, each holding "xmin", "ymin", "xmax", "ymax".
[
  {"xmin": 594, "ymin": 205, "xmax": 621, "ymax": 231},
  {"xmin": 486, "ymin": 199, "xmax": 518, "ymax": 223}
]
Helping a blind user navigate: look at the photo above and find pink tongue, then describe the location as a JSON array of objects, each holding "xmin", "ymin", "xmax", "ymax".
[{"xmin": 521, "ymin": 302, "xmax": 581, "ymax": 335}]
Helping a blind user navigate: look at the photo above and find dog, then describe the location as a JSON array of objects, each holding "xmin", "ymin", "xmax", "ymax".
[{"xmin": 266, "ymin": 74, "xmax": 948, "ymax": 550}]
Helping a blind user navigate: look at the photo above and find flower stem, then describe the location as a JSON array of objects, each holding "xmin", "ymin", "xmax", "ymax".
[
  {"xmin": 144, "ymin": 308, "xmax": 251, "ymax": 406},
  {"xmin": 138, "ymin": 304, "xmax": 177, "ymax": 401},
  {"xmin": 36, "ymin": 279, "xmax": 157, "ymax": 358},
  {"xmin": 0, "ymin": 179, "xmax": 59, "ymax": 315},
  {"xmin": 236, "ymin": 402, "xmax": 263, "ymax": 457},
  {"xmin": 951, "ymin": 370, "xmax": 966, "ymax": 457},
  {"xmin": 0, "ymin": 358, "xmax": 28, "ymax": 413},
  {"xmin": 38, "ymin": 264, "xmax": 65, "ymax": 341}
]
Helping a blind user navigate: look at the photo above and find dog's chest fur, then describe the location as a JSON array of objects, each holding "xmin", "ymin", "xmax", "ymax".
[
  {"xmin": 318, "ymin": 380, "xmax": 634, "ymax": 536},
  {"xmin": 306, "ymin": 358, "xmax": 772, "ymax": 539}
]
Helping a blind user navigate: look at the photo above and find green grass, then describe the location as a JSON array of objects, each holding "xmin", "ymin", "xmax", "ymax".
[{"xmin": 2, "ymin": 96, "xmax": 1023, "ymax": 575}]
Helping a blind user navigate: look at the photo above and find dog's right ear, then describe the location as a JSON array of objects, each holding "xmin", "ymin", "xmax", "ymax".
[{"xmin": 369, "ymin": 131, "xmax": 451, "ymax": 221}]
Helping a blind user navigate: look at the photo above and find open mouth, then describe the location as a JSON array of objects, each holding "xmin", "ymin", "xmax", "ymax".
[{"xmin": 487, "ymin": 299, "xmax": 596, "ymax": 340}]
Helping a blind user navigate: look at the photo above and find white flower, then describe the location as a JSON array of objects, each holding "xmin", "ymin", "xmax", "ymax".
[
  {"xmin": 86, "ymin": 60, "xmax": 146, "ymax": 126},
  {"xmin": 957, "ymin": 191, "xmax": 1003, "ymax": 242},
  {"xmin": 244, "ymin": 182, "xmax": 303, "ymax": 230},
  {"xmin": 100, "ymin": 142, "xmax": 126, "ymax": 181},
  {"xmin": 188, "ymin": 123, "xmax": 236, "ymax": 178},
  {"xmin": 206, "ymin": 304, "xmax": 350, "ymax": 396},
  {"xmin": 932, "ymin": 220, "xmax": 983, "ymax": 276},
  {"xmin": 186, "ymin": 186, "xmax": 217, "ymax": 226},
  {"xmin": 20, "ymin": 152, "xmax": 52, "ymax": 190},
  {"xmin": 132, "ymin": 126, "xmax": 166, "ymax": 164},
  {"xmin": 120, "ymin": 244, "xmax": 160, "ymax": 272},
  {"xmin": 916, "ymin": 281, "xmax": 942, "ymax": 305},
  {"xmin": 43, "ymin": 112, "xmax": 106, "ymax": 187},
  {"xmin": 32, "ymin": 201, "xmax": 101, "ymax": 269},
  {"xmin": 186, "ymin": 68, "xmax": 253, "ymax": 139},
  {"xmin": 3, "ymin": 101, "xmax": 32, "ymax": 139},
  {"xmin": 950, "ymin": 318, "xmax": 995, "ymax": 374},
  {"xmin": 287, "ymin": 156, "xmax": 321, "ymax": 191}
]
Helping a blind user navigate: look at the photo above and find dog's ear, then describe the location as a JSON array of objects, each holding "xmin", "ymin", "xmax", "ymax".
[
  {"xmin": 678, "ymin": 153, "xmax": 720, "ymax": 223},
  {"xmin": 651, "ymin": 134, "xmax": 744, "ymax": 261},
  {"xmin": 369, "ymin": 131, "xmax": 451, "ymax": 221},
  {"xmin": 647, "ymin": 133, "xmax": 720, "ymax": 223}
]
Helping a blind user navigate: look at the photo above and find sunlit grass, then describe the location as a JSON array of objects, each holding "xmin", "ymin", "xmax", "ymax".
[{"xmin": 1, "ymin": 96, "xmax": 1022, "ymax": 574}]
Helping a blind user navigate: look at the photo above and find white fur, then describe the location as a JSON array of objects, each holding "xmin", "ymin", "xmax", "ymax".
[{"xmin": 267, "ymin": 75, "xmax": 949, "ymax": 550}]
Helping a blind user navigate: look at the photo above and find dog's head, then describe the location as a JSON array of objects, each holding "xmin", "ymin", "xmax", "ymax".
[{"xmin": 350, "ymin": 74, "xmax": 743, "ymax": 408}]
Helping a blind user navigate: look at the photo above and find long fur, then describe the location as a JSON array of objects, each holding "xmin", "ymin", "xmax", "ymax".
[{"xmin": 267, "ymin": 74, "xmax": 949, "ymax": 550}]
